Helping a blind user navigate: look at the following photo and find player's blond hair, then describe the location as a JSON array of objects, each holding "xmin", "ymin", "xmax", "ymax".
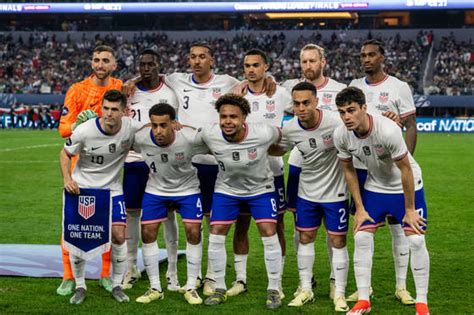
[{"xmin": 300, "ymin": 44, "xmax": 325, "ymax": 61}]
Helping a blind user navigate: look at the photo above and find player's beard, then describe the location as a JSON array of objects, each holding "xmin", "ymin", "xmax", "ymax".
[
  {"xmin": 93, "ymin": 69, "xmax": 112, "ymax": 80},
  {"xmin": 304, "ymin": 68, "xmax": 322, "ymax": 81}
]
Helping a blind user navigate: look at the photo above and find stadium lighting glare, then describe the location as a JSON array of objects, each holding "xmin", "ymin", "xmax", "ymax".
[{"xmin": 265, "ymin": 12, "xmax": 355, "ymax": 19}]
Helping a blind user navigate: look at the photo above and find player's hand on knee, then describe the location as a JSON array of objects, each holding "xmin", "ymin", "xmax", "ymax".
[
  {"xmin": 403, "ymin": 209, "xmax": 426, "ymax": 235},
  {"xmin": 353, "ymin": 209, "xmax": 374, "ymax": 232},
  {"xmin": 64, "ymin": 179, "xmax": 80, "ymax": 195}
]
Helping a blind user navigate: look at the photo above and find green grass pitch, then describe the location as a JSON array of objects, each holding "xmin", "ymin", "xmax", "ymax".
[{"xmin": 0, "ymin": 130, "xmax": 473, "ymax": 314}]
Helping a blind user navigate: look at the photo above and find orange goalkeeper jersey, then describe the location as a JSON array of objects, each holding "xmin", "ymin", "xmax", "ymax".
[{"xmin": 59, "ymin": 75, "xmax": 123, "ymax": 138}]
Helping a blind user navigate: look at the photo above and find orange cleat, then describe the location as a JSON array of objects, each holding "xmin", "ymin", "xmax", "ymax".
[
  {"xmin": 416, "ymin": 303, "xmax": 430, "ymax": 315},
  {"xmin": 347, "ymin": 300, "xmax": 371, "ymax": 315}
]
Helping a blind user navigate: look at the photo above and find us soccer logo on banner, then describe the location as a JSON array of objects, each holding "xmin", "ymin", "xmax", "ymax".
[{"xmin": 78, "ymin": 196, "xmax": 96, "ymax": 220}]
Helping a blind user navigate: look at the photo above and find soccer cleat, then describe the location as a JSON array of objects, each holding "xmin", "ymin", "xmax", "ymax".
[
  {"xmin": 203, "ymin": 277, "xmax": 217, "ymax": 296},
  {"xmin": 288, "ymin": 289, "xmax": 314, "ymax": 307},
  {"xmin": 122, "ymin": 265, "xmax": 141, "ymax": 290},
  {"xmin": 136, "ymin": 288, "xmax": 164, "ymax": 304},
  {"xmin": 204, "ymin": 288, "xmax": 227, "ymax": 306},
  {"xmin": 347, "ymin": 300, "xmax": 371, "ymax": 314},
  {"xmin": 112, "ymin": 286, "xmax": 130, "ymax": 303},
  {"xmin": 69, "ymin": 287, "xmax": 86, "ymax": 305},
  {"xmin": 334, "ymin": 296, "xmax": 350, "ymax": 312},
  {"xmin": 167, "ymin": 274, "xmax": 181, "ymax": 292},
  {"xmin": 266, "ymin": 289, "xmax": 282, "ymax": 309},
  {"xmin": 329, "ymin": 278, "xmax": 336, "ymax": 300},
  {"xmin": 279, "ymin": 287, "xmax": 285, "ymax": 300},
  {"xmin": 395, "ymin": 288, "xmax": 416, "ymax": 305},
  {"xmin": 57, "ymin": 279, "xmax": 75, "ymax": 296},
  {"xmin": 415, "ymin": 302, "xmax": 430, "ymax": 315},
  {"xmin": 178, "ymin": 276, "xmax": 203, "ymax": 294},
  {"xmin": 184, "ymin": 289, "xmax": 203, "ymax": 305},
  {"xmin": 98, "ymin": 277, "xmax": 113, "ymax": 293},
  {"xmin": 226, "ymin": 280, "xmax": 248, "ymax": 297},
  {"xmin": 346, "ymin": 287, "xmax": 374, "ymax": 302},
  {"xmin": 293, "ymin": 285, "xmax": 303, "ymax": 298}
]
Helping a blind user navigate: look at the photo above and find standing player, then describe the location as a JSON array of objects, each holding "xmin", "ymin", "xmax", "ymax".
[
  {"xmin": 57, "ymin": 45, "xmax": 122, "ymax": 296},
  {"xmin": 348, "ymin": 40, "xmax": 418, "ymax": 304},
  {"xmin": 226, "ymin": 49, "xmax": 291, "ymax": 298},
  {"xmin": 121, "ymin": 49, "xmax": 181, "ymax": 292},
  {"xmin": 60, "ymin": 90, "xmax": 140, "ymax": 304},
  {"xmin": 132, "ymin": 104, "xmax": 207, "ymax": 305},
  {"xmin": 333, "ymin": 87, "xmax": 429, "ymax": 315},
  {"xmin": 270, "ymin": 82, "xmax": 350, "ymax": 312},
  {"xmin": 195, "ymin": 94, "xmax": 283, "ymax": 309},
  {"xmin": 281, "ymin": 44, "xmax": 347, "ymax": 298}
]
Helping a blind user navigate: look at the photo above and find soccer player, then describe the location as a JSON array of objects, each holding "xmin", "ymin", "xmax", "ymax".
[
  {"xmin": 226, "ymin": 49, "xmax": 291, "ymax": 298},
  {"xmin": 57, "ymin": 45, "xmax": 122, "ymax": 296},
  {"xmin": 348, "ymin": 40, "xmax": 418, "ymax": 304},
  {"xmin": 269, "ymin": 82, "xmax": 350, "ymax": 312},
  {"xmin": 60, "ymin": 90, "xmax": 141, "ymax": 304},
  {"xmin": 333, "ymin": 87, "xmax": 430, "ymax": 315},
  {"xmin": 121, "ymin": 49, "xmax": 180, "ymax": 291},
  {"xmin": 132, "ymin": 104, "xmax": 206, "ymax": 305},
  {"xmin": 281, "ymin": 44, "xmax": 347, "ymax": 298},
  {"xmin": 195, "ymin": 94, "xmax": 283, "ymax": 309}
]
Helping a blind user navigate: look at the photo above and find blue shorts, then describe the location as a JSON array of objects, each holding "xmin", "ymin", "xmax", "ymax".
[
  {"xmin": 360, "ymin": 188, "xmax": 428, "ymax": 232},
  {"xmin": 286, "ymin": 165, "xmax": 301, "ymax": 210},
  {"xmin": 123, "ymin": 161, "xmax": 149, "ymax": 210},
  {"xmin": 141, "ymin": 192, "xmax": 203, "ymax": 225},
  {"xmin": 295, "ymin": 197, "xmax": 349, "ymax": 235},
  {"xmin": 193, "ymin": 163, "xmax": 218, "ymax": 214},
  {"xmin": 211, "ymin": 192, "xmax": 278, "ymax": 225},
  {"xmin": 112, "ymin": 195, "xmax": 127, "ymax": 226},
  {"xmin": 349, "ymin": 168, "xmax": 368, "ymax": 214},
  {"xmin": 240, "ymin": 175, "xmax": 287, "ymax": 216}
]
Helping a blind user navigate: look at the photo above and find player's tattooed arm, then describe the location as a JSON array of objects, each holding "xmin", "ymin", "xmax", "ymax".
[
  {"xmin": 400, "ymin": 114, "xmax": 417, "ymax": 155},
  {"xmin": 59, "ymin": 149, "xmax": 80, "ymax": 195}
]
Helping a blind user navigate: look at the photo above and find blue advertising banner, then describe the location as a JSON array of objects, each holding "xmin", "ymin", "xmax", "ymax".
[
  {"xmin": 416, "ymin": 117, "xmax": 474, "ymax": 133},
  {"xmin": 62, "ymin": 188, "xmax": 111, "ymax": 259}
]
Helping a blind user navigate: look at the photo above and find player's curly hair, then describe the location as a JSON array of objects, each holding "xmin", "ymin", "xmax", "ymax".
[
  {"xmin": 335, "ymin": 87, "xmax": 366, "ymax": 107},
  {"xmin": 215, "ymin": 93, "xmax": 251, "ymax": 116}
]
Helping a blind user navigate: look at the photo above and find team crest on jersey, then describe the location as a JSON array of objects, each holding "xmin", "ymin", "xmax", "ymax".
[
  {"xmin": 247, "ymin": 148, "xmax": 257, "ymax": 160},
  {"xmin": 322, "ymin": 134, "xmax": 333, "ymax": 146},
  {"xmin": 363, "ymin": 146, "xmax": 371, "ymax": 156},
  {"xmin": 78, "ymin": 196, "xmax": 95, "ymax": 220},
  {"xmin": 121, "ymin": 139, "xmax": 130, "ymax": 149},
  {"xmin": 232, "ymin": 151, "xmax": 240, "ymax": 161},
  {"xmin": 309, "ymin": 138, "xmax": 317, "ymax": 148},
  {"xmin": 175, "ymin": 152, "xmax": 185, "ymax": 161},
  {"xmin": 374, "ymin": 144, "xmax": 388, "ymax": 157},
  {"xmin": 61, "ymin": 107, "xmax": 69, "ymax": 116},
  {"xmin": 161, "ymin": 154, "xmax": 168, "ymax": 162},
  {"xmin": 252, "ymin": 101, "xmax": 259, "ymax": 112},
  {"xmin": 379, "ymin": 92, "xmax": 389, "ymax": 104},
  {"xmin": 109, "ymin": 144, "xmax": 116, "ymax": 153},
  {"xmin": 322, "ymin": 93, "xmax": 332, "ymax": 105},
  {"xmin": 266, "ymin": 100, "xmax": 275, "ymax": 112},
  {"xmin": 212, "ymin": 88, "xmax": 222, "ymax": 99}
]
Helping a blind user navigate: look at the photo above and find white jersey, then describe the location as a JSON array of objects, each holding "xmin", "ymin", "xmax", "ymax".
[
  {"xmin": 280, "ymin": 110, "xmax": 347, "ymax": 202},
  {"xmin": 164, "ymin": 73, "xmax": 240, "ymax": 165},
  {"xmin": 349, "ymin": 74, "xmax": 416, "ymax": 169},
  {"xmin": 126, "ymin": 80, "xmax": 179, "ymax": 163},
  {"xmin": 195, "ymin": 123, "xmax": 281, "ymax": 197},
  {"xmin": 334, "ymin": 114, "xmax": 423, "ymax": 194},
  {"xmin": 245, "ymin": 86, "xmax": 291, "ymax": 177},
  {"xmin": 64, "ymin": 117, "xmax": 139, "ymax": 195},
  {"xmin": 133, "ymin": 127, "xmax": 206, "ymax": 196},
  {"xmin": 282, "ymin": 77, "xmax": 346, "ymax": 167}
]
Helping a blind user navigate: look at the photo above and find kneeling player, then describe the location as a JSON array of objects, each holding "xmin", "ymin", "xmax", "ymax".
[
  {"xmin": 133, "ymin": 103, "xmax": 206, "ymax": 305},
  {"xmin": 334, "ymin": 87, "xmax": 430, "ymax": 315}
]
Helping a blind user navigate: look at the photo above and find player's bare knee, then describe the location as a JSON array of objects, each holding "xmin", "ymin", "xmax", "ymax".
[
  {"xmin": 299, "ymin": 230, "xmax": 316, "ymax": 244},
  {"xmin": 257, "ymin": 222, "xmax": 276, "ymax": 237},
  {"xmin": 329, "ymin": 234, "xmax": 346, "ymax": 248},
  {"xmin": 210, "ymin": 224, "xmax": 231, "ymax": 236},
  {"xmin": 184, "ymin": 224, "xmax": 201, "ymax": 245},
  {"xmin": 141, "ymin": 224, "xmax": 158, "ymax": 243}
]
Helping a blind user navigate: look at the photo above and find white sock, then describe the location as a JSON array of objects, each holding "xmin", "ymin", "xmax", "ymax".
[
  {"xmin": 327, "ymin": 235, "xmax": 335, "ymax": 280},
  {"xmin": 186, "ymin": 241, "xmax": 202, "ymax": 290},
  {"xmin": 70, "ymin": 254, "xmax": 86, "ymax": 289},
  {"xmin": 208, "ymin": 234, "xmax": 227, "ymax": 290},
  {"xmin": 163, "ymin": 211, "xmax": 179, "ymax": 277},
  {"xmin": 234, "ymin": 254, "xmax": 248, "ymax": 283},
  {"xmin": 297, "ymin": 242, "xmax": 315, "ymax": 290},
  {"xmin": 262, "ymin": 234, "xmax": 282, "ymax": 291},
  {"xmin": 354, "ymin": 231, "xmax": 374, "ymax": 301},
  {"xmin": 142, "ymin": 241, "xmax": 162, "ymax": 291},
  {"xmin": 293, "ymin": 229, "xmax": 300, "ymax": 256},
  {"xmin": 112, "ymin": 242, "xmax": 128, "ymax": 288},
  {"xmin": 389, "ymin": 224, "xmax": 409, "ymax": 289},
  {"xmin": 280, "ymin": 255, "xmax": 285, "ymax": 288},
  {"xmin": 332, "ymin": 246, "xmax": 349, "ymax": 298},
  {"xmin": 126, "ymin": 210, "xmax": 141, "ymax": 270},
  {"xmin": 408, "ymin": 235, "xmax": 430, "ymax": 304},
  {"xmin": 204, "ymin": 217, "xmax": 215, "ymax": 280}
]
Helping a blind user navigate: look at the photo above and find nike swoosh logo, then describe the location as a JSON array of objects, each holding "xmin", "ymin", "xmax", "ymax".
[
  {"xmin": 295, "ymin": 141, "xmax": 302, "ymax": 145},
  {"xmin": 338, "ymin": 225, "xmax": 347, "ymax": 229},
  {"xmin": 214, "ymin": 152, "xmax": 223, "ymax": 155},
  {"xmin": 196, "ymin": 213, "xmax": 203, "ymax": 218},
  {"xmin": 414, "ymin": 267, "xmax": 424, "ymax": 271},
  {"xmin": 336, "ymin": 267, "xmax": 346, "ymax": 270},
  {"xmin": 271, "ymin": 213, "xmax": 278, "ymax": 217},
  {"xmin": 91, "ymin": 146, "xmax": 102, "ymax": 150},
  {"xmin": 349, "ymin": 149, "xmax": 357, "ymax": 152},
  {"xmin": 146, "ymin": 153, "xmax": 155, "ymax": 156},
  {"xmin": 183, "ymin": 89, "xmax": 192, "ymax": 92},
  {"xmin": 117, "ymin": 259, "xmax": 126, "ymax": 263},
  {"xmin": 400, "ymin": 252, "xmax": 409, "ymax": 256},
  {"xmin": 131, "ymin": 102, "xmax": 139, "ymax": 105}
]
